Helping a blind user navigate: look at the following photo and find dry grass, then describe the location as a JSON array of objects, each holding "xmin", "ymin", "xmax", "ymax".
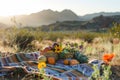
[{"xmin": 0, "ymin": 28, "xmax": 120, "ymax": 79}]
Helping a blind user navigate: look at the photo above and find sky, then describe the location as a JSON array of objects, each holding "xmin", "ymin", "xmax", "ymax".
[{"xmin": 0, "ymin": 0, "xmax": 120, "ymax": 16}]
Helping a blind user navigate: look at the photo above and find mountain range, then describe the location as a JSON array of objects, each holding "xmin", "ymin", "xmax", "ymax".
[
  {"xmin": 39, "ymin": 15, "xmax": 120, "ymax": 31},
  {"xmin": 80, "ymin": 12, "xmax": 120, "ymax": 21},
  {"xmin": 0, "ymin": 9, "xmax": 120, "ymax": 27},
  {"xmin": 0, "ymin": 9, "xmax": 79, "ymax": 26}
]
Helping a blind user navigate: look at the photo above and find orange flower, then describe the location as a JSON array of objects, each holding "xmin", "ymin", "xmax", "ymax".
[{"xmin": 103, "ymin": 53, "xmax": 115, "ymax": 64}]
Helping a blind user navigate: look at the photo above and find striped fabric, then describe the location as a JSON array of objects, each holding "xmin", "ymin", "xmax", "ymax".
[
  {"xmin": 0, "ymin": 52, "xmax": 102, "ymax": 80},
  {"xmin": 0, "ymin": 52, "xmax": 40, "ymax": 66},
  {"xmin": 44, "ymin": 63, "xmax": 94, "ymax": 80},
  {"xmin": 0, "ymin": 52, "xmax": 40, "ymax": 77}
]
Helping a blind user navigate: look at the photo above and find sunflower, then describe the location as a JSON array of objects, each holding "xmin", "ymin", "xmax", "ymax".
[
  {"xmin": 103, "ymin": 53, "xmax": 115, "ymax": 64},
  {"xmin": 38, "ymin": 62, "xmax": 46, "ymax": 69},
  {"xmin": 54, "ymin": 45, "xmax": 63, "ymax": 53}
]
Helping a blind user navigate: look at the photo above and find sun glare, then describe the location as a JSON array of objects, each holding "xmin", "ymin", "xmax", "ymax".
[
  {"xmin": 0, "ymin": 0, "xmax": 119, "ymax": 17},
  {"xmin": 0, "ymin": 0, "xmax": 45, "ymax": 17}
]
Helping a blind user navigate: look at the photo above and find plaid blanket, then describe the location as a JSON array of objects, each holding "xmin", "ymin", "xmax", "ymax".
[
  {"xmin": 0, "ymin": 52, "xmax": 40, "ymax": 66},
  {"xmin": 0, "ymin": 52, "xmax": 40, "ymax": 74},
  {"xmin": 44, "ymin": 63, "xmax": 93, "ymax": 80},
  {"xmin": 0, "ymin": 52, "xmax": 101, "ymax": 80}
]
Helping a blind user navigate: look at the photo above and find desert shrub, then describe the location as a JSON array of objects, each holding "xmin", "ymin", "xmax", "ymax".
[
  {"xmin": 46, "ymin": 32, "xmax": 60, "ymax": 41},
  {"xmin": 80, "ymin": 33, "xmax": 97, "ymax": 43},
  {"xmin": 0, "ymin": 26, "xmax": 112, "ymax": 52},
  {"xmin": 109, "ymin": 23, "xmax": 120, "ymax": 38},
  {"xmin": 38, "ymin": 31, "xmax": 71, "ymax": 41},
  {"xmin": 15, "ymin": 29, "xmax": 35, "ymax": 51}
]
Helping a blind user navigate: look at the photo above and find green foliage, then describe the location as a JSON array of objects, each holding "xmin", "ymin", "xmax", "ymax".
[
  {"xmin": 90, "ymin": 65, "xmax": 101, "ymax": 80},
  {"xmin": 90, "ymin": 65, "xmax": 112, "ymax": 80},
  {"xmin": 59, "ymin": 44, "xmax": 80, "ymax": 59},
  {"xmin": 101, "ymin": 65, "xmax": 112, "ymax": 80},
  {"xmin": 109, "ymin": 23, "xmax": 120, "ymax": 38},
  {"xmin": 38, "ymin": 68, "xmax": 53, "ymax": 80},
  {"xmin": 74, "ymin": 52, "xmax": 88, "ymax": 63},
  {"xmin": 46, "ymin": 32, "xmax": 63, "ymax": 41},
  {"xmin": 15, "ymin": 29, "xmax": 35, "ymax": 51},
  {"xmin": 0, "ymin": 26, "xmax": 111, "ymax": 52},
  {"xmin": 59, "ymin": 49, "xmax": 74, "ymax": 59},
  {"xmin": 81, "ymin": 33, "xmax": 97, "ymax": 43}
]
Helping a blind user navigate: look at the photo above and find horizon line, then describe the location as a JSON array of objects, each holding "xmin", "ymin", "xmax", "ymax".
[{"xmin": 0, "ymin": 9, "xmax": 120, "ymax": 17}]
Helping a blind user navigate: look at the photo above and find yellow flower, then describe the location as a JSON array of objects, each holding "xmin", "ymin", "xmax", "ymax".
[
  {"xmin": 38, "ymin": 62, "xmax": 46, "ymax": 69},
  {"xmin": 54, "ymin": 45, "xmax": 63, "ymax": 53}
]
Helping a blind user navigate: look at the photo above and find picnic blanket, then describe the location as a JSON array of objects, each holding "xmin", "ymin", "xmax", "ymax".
[
  {"xmin": 0, "ymin": 52, "xmax": 103, "ymax": 80},
  {"xmin": 0, "ymin": 52, "xmax": 40, "ymax": 66},
  {"xmin": 45, "ymin": 59, "xmax": 104, "ymax": 80},
  {"xmin": 0, "ymin": 52, "xmax": 40, "ymax": 76},
  {"xmin": 44, "ymin": 63, "xmax": 94, "ymax": 80}
]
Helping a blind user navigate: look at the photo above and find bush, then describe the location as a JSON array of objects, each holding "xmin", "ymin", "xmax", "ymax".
[
  {"xmin": 79, "ymin": 32, "xmax": 97, "ymax": 43},
  {"xmin": 109, "ymin": 23, "xmax": 120, "ymax": 38},
  {"xmin": 15, "ymin": 29, "xmax": 35, "ymax": 51},
  {"xmin": 0, "ymin": 26, "xmax": 111, "ymax": 52}
]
